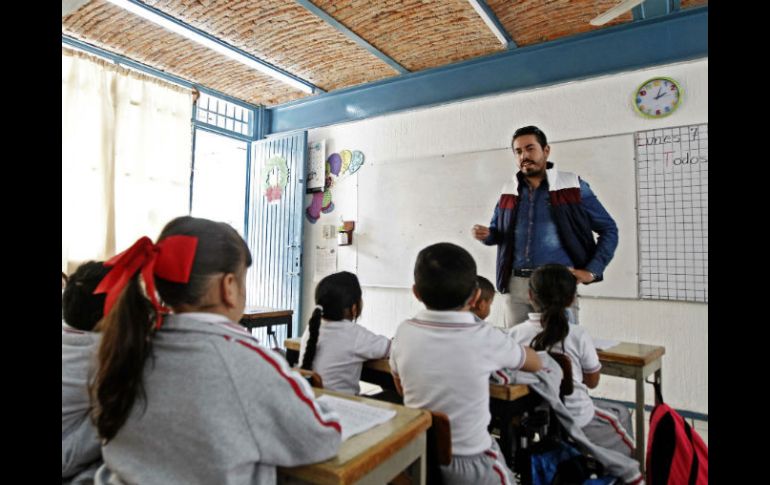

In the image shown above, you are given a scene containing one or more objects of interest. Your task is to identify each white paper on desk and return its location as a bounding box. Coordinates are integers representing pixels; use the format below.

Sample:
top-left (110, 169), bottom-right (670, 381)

top-left (316, 394), bottom-right (396, 441)
top-left (592, 337), bottom-right (620, 350)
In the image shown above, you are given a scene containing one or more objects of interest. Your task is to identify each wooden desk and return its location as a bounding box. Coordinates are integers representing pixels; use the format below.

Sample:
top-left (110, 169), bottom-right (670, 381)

top-left (241, 307), bottom-right (293, 347)
top-left (278, 389), bottom-right (431, 485)
top-left (598, 342), bottom-right (665, 471)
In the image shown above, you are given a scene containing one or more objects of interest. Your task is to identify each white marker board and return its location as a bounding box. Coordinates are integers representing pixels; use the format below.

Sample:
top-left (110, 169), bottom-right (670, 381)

top-left (356, 134), bottom-right (638, 298)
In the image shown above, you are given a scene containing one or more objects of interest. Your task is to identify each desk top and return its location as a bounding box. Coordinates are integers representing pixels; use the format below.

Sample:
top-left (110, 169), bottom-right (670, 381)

top-left (598, 342), bottom-right (665, 367)
top-left (241, 306), bottom-right (293, 320)
top-left (286, 338), bottom-right (301, 351)
top-left (278, 389), bottom-right (431, 485)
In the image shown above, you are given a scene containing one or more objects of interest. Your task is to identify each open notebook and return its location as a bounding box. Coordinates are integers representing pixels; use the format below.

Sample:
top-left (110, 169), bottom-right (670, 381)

top-left (316, 394), bottom-right (397, 441)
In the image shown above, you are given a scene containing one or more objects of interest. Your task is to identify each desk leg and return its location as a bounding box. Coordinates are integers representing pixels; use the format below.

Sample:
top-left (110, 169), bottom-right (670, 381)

top-left (635, 370), bottom-right (645, 473)
top-left (405, 451), bottom-right (426, 485)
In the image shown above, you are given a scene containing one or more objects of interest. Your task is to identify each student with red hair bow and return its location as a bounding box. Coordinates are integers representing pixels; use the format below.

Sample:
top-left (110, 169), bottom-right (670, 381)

top-left (90, 216), bottom-right (341, 484)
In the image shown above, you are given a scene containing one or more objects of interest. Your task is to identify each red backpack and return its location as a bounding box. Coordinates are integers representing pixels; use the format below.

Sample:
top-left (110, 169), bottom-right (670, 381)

top-left (646, 382), bottom-right (708, 484)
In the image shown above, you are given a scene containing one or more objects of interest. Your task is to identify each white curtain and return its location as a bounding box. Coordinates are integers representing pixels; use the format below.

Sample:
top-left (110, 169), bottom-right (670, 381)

top-left (62, 49), bottom-right (193, 273)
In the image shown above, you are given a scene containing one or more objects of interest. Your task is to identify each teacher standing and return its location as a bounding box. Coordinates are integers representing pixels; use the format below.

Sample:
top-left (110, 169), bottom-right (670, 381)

top-left (472, 126), bottom-right (618, 327)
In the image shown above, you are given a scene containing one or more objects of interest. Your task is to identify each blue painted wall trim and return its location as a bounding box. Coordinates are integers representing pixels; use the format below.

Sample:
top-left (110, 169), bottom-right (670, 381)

top-left (269, 7), bottom-right (707, 134)
top-left (293, 0), bottom-right (408, 74)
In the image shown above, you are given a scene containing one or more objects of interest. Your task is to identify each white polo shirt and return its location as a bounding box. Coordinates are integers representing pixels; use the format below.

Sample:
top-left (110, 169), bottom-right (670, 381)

top-left (390, 309), bottom-right (527, 456)
top-left (508, 313), bottom-right (602, 427)
top-left (299, 319), bottom-right (391, 395)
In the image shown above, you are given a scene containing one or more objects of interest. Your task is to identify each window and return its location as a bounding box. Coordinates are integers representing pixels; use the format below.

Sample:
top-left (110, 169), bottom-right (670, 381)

top-left (190, 129), bottom-right (248, 236)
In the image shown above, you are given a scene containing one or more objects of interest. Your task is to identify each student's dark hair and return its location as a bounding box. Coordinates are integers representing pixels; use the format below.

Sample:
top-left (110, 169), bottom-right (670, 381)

top-left (302, 271), bottom-right (362, 371)
top-left (62, 261), bottom-right (110, 331)
top-left (512, 125), bottom-right (548, 149)
top-left (414, 242), bottom-right (477, 310)
top-left (528, 264), bottom-right (577, 352)
top-left (92, 216), bottom-right (252, 442)
top-left (476, 275), bottom-right (495, 301)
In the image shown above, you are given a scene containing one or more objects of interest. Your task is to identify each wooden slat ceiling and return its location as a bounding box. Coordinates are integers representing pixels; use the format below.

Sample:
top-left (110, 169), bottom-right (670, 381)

top-left (62, 0), bottom-right (708, 108)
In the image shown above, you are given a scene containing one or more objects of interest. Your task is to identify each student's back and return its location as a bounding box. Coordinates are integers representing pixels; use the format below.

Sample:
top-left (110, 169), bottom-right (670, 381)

top-left (392, 310), bottom-right (528, 454)
top-left (507, 264), bottom-right (635, 458)
top-left (90, 216), bottom-right (341, 485)
top-left (62, 261), bottom-right (109, 484)
top-left (299, 271), bottom-right (390, 395)
top-left (389, 242), bottom-right (541, 485)
top-left (99, 313), bottom-right (338, 484)
top-left (508, 316), bottom-right (599, 426)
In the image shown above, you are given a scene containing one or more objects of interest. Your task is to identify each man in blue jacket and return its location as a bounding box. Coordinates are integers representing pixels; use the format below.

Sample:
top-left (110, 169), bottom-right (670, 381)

top-left (472, 126), bottom-right (618, 327)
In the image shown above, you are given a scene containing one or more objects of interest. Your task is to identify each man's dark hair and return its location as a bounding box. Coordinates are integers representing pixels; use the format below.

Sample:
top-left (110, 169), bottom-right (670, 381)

top-left (512, 125), bottom-right (548, 149)
top-left (414, 242), bottom-right (477, 310)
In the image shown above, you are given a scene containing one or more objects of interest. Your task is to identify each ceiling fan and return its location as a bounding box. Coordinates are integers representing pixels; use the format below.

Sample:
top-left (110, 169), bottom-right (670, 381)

top-left (590, 0), bottom-right (645, 26)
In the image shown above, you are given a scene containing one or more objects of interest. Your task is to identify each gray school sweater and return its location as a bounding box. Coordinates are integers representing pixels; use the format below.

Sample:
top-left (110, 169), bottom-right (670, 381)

top-left (498, 353), bottom-right (643, 484)
top-left (94, 312), bottom-right (342, 485)
top-left (62, 325), bottom-right (102, 483)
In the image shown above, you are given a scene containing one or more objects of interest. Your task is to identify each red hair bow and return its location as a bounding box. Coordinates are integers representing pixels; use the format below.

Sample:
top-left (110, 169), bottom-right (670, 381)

top-left (94, 235), bottom-right (198, 329)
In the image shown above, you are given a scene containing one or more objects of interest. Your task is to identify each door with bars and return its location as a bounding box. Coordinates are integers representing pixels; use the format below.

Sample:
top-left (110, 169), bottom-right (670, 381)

top-left (246, 132), bottom-right (306, 348)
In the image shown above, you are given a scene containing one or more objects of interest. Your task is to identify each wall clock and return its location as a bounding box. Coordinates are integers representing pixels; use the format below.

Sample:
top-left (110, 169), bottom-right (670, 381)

top-left (634, 77), bottom-right (682, 118)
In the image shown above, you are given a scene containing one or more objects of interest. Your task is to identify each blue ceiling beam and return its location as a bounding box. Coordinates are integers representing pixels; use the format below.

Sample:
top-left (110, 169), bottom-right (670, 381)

top-left (293, 0), bottom-right (408, 74)
top-left (634, 0), bottom-right (681, 21)
top-left (467, 0), bottom-right (517, 48)
top-left (268, 7), bottom-right (707, 134)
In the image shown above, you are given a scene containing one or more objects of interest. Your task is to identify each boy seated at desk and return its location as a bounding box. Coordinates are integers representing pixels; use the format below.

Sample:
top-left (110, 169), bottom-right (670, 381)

top-left (389, 242), bottom-right (542, 484)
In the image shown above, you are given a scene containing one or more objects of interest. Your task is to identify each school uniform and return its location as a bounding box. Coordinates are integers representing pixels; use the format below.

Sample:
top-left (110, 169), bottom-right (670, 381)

top-left (299, 318), bottom-right (391, 395)
top-left (507, 313), bottom-right (635, 457)
top-left (390, 309), bottom-right (528, 485)
top-left (62, 323), bottom-right (102, 483)
top-left (94, 312), bottom-right (342, 485)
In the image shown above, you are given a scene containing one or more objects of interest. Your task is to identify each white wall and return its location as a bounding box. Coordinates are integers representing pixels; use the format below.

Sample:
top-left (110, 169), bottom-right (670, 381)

top-left (302, 58), bottom-right (708, 414)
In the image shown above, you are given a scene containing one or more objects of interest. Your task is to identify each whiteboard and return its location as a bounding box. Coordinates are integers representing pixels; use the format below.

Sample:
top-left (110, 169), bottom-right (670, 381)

top-left (356, 135), bottom-right (638, 298)
top-left (636, 124), bottom-right (708, 303)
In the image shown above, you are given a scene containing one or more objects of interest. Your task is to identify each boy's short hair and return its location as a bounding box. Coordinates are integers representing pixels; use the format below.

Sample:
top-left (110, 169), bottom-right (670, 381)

top-left (414, 242), bottom-right (477, 310)
top-left (62, 261), bottom-right (110, 331)
top-left (476, 275), bottom-right (495, 301)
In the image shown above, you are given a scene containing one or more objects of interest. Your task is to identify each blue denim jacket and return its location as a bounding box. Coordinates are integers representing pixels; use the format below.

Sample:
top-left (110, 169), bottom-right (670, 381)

top-left (512, 178), bottom-right (617, 277)
top-left (483, 165), bottom-right (618, 292)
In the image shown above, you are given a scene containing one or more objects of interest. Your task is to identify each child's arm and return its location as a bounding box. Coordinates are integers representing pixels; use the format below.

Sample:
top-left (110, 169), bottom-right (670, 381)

top-left (583, 370), bottom-right (600, 389)
top-left (354, 326), bottom-right (392, 360)
top-left (392, 372), bottom-right (404, 396)
top-left (520, 346), bottom-right (543, 372)
top-left (222, 341), bottom-right (342, 466)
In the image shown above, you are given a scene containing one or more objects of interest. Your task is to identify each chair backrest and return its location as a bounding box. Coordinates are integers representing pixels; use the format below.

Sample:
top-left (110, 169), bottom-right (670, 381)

top-left (295, 368), bottom-right (324, 388)
top-left (547, 352), bottom-right (574, 399)
top-left (425, 410), bottom-right (451, 485)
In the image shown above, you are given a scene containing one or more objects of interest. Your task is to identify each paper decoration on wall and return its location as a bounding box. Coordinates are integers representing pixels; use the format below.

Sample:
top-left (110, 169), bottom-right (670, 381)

top-left (348, 150), bottom-right (365, 174)
top-left (327, 152), bottom-right (342, 176)
top-left (307, 140), bottom-right (326, 193)
top-left (305, 149), bottom-right (366, 223)
top-left (340, 150), bottom-right (352, 174)
top-left (263, 155), bottom-right (289, 204)
top-left (305, 161), bottom-right (335, 223)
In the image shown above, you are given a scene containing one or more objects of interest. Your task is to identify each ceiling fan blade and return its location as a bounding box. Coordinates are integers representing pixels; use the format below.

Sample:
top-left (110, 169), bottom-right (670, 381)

top-left (590, 0), bottom-right (645, 26)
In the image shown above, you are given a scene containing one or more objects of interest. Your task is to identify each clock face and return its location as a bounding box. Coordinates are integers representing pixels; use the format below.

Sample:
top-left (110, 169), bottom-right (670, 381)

top-left (634, 77), bottom-right (682, 118)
